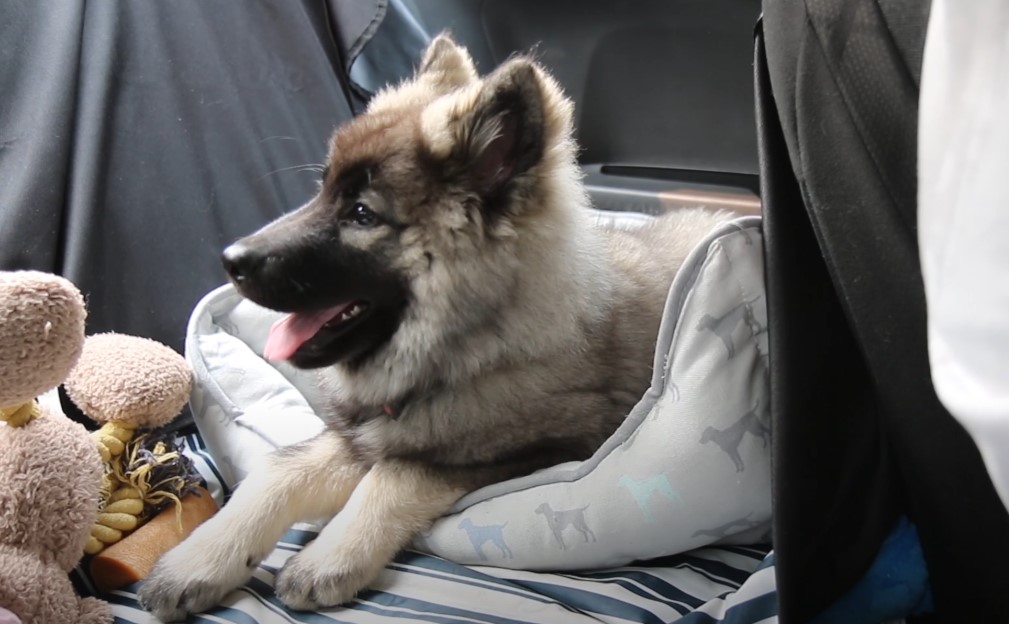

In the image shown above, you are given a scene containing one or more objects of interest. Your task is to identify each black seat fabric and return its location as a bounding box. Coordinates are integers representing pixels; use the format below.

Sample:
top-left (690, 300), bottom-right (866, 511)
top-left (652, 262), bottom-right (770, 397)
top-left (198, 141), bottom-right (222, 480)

top-left (757, 1), bottom-right (1009, 621)
top-left (0, 1), bottom-right (357, 354)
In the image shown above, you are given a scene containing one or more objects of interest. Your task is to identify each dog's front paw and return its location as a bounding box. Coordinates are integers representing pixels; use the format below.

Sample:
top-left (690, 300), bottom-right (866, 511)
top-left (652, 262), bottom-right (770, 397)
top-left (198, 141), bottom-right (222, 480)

top-left (274, 548), bottom-right (382, 611)
top-left (138, 575), bottom-right (230, 623)
top-left (138, 533), bottom-right (260, 621)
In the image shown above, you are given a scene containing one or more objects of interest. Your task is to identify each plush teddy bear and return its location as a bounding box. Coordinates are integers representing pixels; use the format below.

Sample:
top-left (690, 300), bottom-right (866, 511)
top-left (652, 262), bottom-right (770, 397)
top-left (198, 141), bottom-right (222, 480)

top-left (0, 270), bottom-right (112, 624)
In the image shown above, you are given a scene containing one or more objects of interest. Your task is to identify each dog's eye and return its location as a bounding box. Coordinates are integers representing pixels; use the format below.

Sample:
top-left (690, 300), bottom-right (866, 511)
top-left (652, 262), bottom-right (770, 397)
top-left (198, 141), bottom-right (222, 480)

top-left (346, 202), bottom-right (379, 228)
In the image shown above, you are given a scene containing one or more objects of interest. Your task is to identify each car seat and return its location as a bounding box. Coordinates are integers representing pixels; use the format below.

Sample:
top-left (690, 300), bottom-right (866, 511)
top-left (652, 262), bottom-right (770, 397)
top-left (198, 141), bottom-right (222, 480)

top-left (755, 0), bottom-right (1009, 621)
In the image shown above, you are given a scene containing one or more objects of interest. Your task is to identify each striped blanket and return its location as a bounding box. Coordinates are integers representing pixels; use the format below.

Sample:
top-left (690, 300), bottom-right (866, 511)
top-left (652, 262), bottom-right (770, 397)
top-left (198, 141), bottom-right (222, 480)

top-left (77, 433), bottom-right (779, 624)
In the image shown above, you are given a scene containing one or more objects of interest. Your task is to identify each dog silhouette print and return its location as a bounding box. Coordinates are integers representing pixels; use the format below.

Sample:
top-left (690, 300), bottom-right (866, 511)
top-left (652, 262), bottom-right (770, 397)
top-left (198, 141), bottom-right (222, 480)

top-left (743, 302), bottom-right (767, 338)
top-left (696, 297), bottom-right (762, 359)
top-left (456, 518), bottom-right (513, 561)
top-left (617, 474), bottom-right (683, 523)
top-left (533, 503), bottom-right (596, 549)
top-left (700, 400), bottom-right (771, 472)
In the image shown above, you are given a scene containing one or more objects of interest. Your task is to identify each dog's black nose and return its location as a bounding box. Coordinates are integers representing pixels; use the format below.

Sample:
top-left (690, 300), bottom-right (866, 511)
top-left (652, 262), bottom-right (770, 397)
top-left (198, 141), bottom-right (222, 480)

top-left (222, 242), bottom-right (262, 283)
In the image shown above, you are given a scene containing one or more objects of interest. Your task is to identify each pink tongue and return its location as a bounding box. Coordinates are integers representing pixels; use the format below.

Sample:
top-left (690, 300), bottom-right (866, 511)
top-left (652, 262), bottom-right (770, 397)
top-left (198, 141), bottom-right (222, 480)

top-left (263, 302), bottom-right (354, 362)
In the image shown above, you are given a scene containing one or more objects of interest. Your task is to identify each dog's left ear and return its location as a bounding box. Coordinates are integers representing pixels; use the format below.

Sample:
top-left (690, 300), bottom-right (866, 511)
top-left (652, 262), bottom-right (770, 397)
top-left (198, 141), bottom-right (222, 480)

top-left (423, 58), bottom-right (546, 199)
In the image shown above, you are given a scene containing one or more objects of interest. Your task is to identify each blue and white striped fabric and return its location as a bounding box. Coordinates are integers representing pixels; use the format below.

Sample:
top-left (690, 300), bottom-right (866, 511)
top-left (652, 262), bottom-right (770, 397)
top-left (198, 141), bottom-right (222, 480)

top-left (80, 433), bottom-right (778, 624)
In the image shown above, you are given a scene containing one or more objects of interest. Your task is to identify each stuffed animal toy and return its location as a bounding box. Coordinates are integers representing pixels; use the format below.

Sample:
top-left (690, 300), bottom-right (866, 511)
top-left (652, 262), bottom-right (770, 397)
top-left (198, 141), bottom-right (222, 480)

top-left (64, 332), bottom-right (196, 555)
top-left (64, 332), bottom-right (216, 593)
top-left (0, 270), bottom-right (112, 624)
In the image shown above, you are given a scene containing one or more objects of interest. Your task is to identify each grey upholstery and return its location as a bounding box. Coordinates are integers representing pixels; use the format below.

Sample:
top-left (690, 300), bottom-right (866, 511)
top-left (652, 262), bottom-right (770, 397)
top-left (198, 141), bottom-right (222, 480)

top-left (0, 1), bottom-right (355, 354)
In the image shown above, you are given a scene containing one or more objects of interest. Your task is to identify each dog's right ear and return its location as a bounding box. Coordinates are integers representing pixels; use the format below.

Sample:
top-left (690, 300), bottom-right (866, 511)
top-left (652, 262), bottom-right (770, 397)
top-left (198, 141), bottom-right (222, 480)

top-left (421, 58), bottom-right (547, 203)
top-left (416, 33), bottom-right (478, 92)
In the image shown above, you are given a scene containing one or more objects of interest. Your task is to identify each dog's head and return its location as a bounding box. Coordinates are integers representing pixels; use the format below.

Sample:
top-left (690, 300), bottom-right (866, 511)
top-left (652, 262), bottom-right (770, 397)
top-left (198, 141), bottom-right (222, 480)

top-left (223, 35), bottom-right (581, 375)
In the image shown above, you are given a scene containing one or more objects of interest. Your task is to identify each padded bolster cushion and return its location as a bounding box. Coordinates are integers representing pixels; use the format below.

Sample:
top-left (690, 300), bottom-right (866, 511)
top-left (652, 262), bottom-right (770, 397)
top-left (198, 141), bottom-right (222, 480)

top-left (186, 213), bottom-right (771, 570)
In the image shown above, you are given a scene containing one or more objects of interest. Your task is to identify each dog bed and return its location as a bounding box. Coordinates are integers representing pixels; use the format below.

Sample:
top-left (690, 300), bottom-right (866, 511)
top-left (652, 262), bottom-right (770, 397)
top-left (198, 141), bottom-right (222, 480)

top-left (185, 212), bottom-right (771, 571)
top-left (78, 431), bottom-right (779, 623)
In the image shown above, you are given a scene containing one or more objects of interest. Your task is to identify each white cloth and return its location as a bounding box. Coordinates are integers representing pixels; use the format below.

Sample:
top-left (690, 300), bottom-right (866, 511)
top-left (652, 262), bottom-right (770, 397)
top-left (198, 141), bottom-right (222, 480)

top-left (918, 0), bottom-right (1009, 512)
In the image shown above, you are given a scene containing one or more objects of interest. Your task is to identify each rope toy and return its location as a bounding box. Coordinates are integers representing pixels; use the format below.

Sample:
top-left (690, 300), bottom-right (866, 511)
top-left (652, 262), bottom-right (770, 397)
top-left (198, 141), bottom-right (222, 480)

top-left (85, 431), bottom-right (202, 554)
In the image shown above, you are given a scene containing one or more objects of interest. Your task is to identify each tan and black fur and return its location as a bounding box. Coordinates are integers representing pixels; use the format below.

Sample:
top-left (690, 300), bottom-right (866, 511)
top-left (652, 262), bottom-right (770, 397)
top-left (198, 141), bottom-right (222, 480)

top-left (139, 36), bottom-right (728, 620)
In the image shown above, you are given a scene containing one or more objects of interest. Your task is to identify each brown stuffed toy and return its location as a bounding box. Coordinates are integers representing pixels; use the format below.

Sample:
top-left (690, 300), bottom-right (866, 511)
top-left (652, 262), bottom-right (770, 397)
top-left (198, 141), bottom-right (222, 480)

top-left (0, 271), bottom-right (112, 624)
top-left (65, 332), bottom-right (196, 555)
top-left (64, 332), bottom-right (218, 593)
